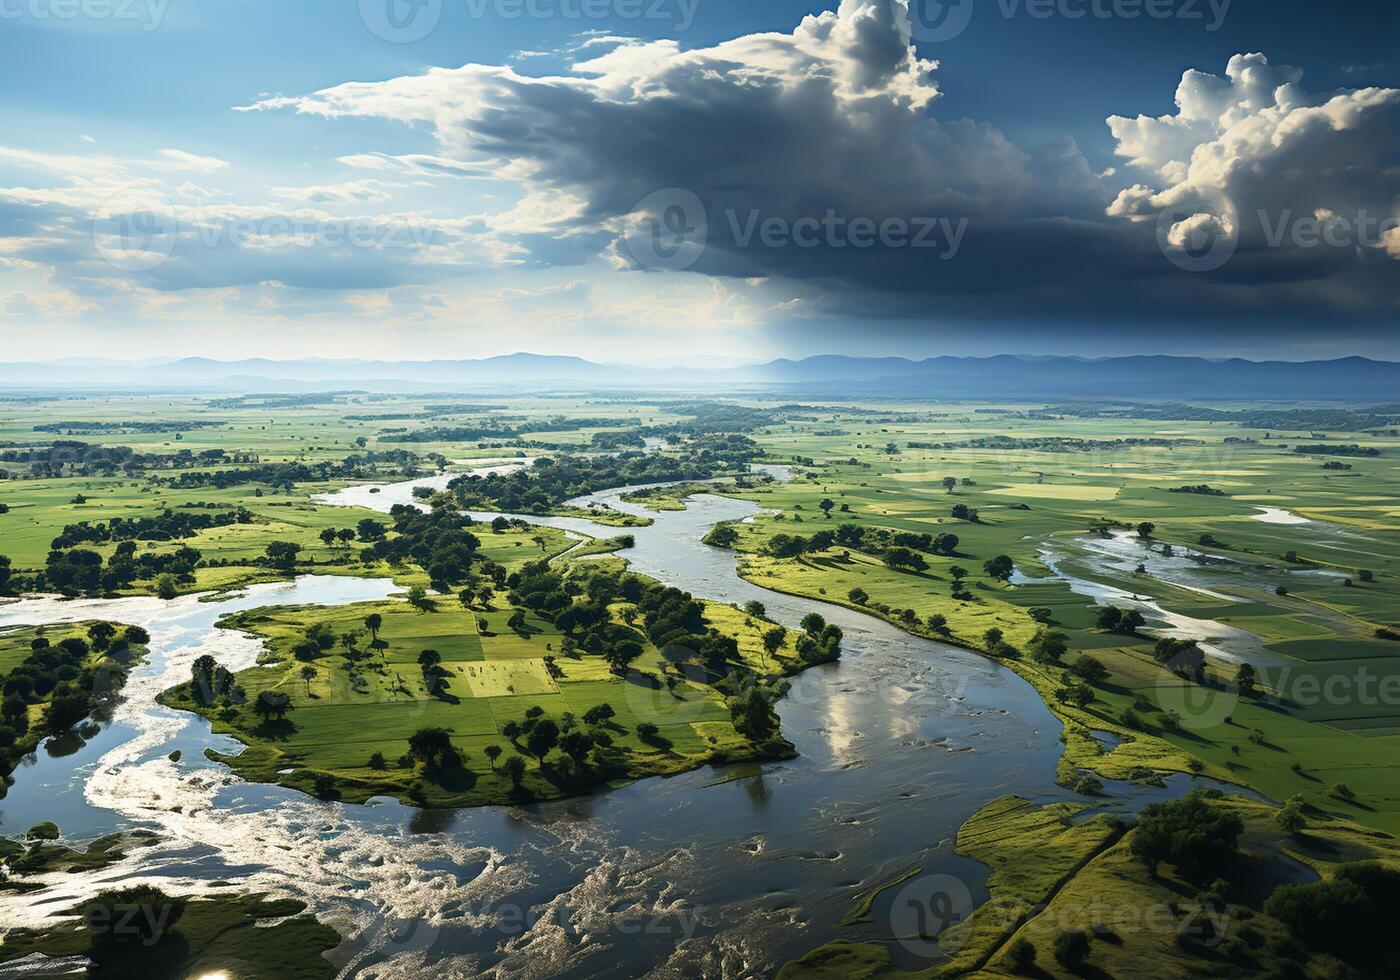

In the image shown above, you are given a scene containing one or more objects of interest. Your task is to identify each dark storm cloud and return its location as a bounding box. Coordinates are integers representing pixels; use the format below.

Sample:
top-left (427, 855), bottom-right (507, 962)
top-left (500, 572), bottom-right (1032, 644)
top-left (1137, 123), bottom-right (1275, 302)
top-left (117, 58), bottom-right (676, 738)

top-left (208, 2), bottom-right (1400, 330)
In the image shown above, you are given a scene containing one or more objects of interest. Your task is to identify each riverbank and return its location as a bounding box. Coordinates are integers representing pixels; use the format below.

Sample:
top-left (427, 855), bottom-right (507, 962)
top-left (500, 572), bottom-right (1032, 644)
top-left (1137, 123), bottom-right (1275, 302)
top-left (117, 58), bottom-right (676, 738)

top-left (154, 577), bottom-right (814, 809)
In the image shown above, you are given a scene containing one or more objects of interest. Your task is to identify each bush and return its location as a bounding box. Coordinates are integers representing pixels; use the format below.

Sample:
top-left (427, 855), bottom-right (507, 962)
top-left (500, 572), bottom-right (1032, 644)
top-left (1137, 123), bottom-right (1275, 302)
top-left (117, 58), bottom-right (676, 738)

top-left (1131, 789), bottom-right (1243, 880)
top-left (1264, 862), bottom-right (1400, 972)
top-left (81, 885), bottom-right (185, 947)
top-left (1053, 928), bottom-right (1091, 967)
top-left (1007, 938), bottom-right (1036, 972)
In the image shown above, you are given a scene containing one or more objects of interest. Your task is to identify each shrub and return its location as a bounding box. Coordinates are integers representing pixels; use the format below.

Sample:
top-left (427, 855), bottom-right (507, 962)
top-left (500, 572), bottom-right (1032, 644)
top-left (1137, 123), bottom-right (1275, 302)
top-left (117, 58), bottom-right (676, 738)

top-left (1053, 928), bottom-right (1091, 967)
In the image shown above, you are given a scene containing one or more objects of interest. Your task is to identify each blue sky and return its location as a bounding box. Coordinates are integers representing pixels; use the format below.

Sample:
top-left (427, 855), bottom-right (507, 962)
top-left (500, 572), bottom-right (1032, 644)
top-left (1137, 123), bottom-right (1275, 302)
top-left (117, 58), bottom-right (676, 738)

top-left (1, 0), bottom-right (1397, 363)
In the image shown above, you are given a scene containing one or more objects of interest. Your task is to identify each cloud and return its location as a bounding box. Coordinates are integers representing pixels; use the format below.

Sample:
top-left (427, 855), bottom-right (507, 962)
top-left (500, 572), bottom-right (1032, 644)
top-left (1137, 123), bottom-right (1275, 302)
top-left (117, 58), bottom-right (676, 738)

top-left (153, 149), bottom-right (232, 173)
top-left (271, 180), bottom-right (396, 205)
top-left (1107, 52), bottom-right (1400, 297)
top-left (241, 4), bottom-right (1400, 327)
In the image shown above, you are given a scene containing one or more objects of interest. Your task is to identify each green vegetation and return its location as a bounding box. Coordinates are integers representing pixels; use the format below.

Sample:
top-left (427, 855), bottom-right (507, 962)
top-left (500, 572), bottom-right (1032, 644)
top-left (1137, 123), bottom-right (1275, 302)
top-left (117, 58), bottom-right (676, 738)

top-left (5, 392), bottom-right (1400, 975)
top-left (158, 559), bottom-right (817, 807)
top-left (1, 622), bottom-right (149, 789)
top-left (0, 889), bottom-right (340, 979)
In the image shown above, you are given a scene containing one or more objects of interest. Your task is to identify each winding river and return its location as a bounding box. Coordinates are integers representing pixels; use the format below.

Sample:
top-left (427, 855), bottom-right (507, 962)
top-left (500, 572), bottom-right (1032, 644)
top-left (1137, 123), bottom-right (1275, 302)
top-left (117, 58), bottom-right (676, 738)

top-left (0, 468), bottom-right (1246, 977)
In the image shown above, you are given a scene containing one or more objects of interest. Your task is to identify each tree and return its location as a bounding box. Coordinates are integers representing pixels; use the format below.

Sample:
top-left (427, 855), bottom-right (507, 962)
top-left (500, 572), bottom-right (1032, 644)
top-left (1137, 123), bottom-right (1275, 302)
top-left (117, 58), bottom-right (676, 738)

top-left (484, 744), bottom-right (502, 770)
top-left (744, 600), bottom-right (766, 618)
top-left (926, 613), bottom-right (948, 633)
top-left (1068, 655), bottom-right (1109, 684)
top-left (82, 886), bottom-right (185, 947)
top-left (363, 613), bottom-right (383, 644)
top-left (357, 518), bottom-right (387, 542)
top-left (123, 626), bottom-right (150, 646)
top-left (584, 703), bottom-right (616, 728)
top-left (503, 720), bottom-right (522, 743)
top-left (1007, 938), bottom-right (1037, 972)
top-left (1029, 629), bottom-right (1068, 664)
top-left (264, 540), bottom-right (302, 570)
top-left (847, 587), bottom-right (868, 605)
top-left (559, 729), bottom-right (594, 765)
top-left (503, 754), bottom-right (527, 790)
top-left (818, 497), bottom-right (835, 518)
top-left (1131, 789), bottom-right (1243, 879)
top-left (731, 686), bottom-right (776, 740)
top-left (336, 528), bottom-right (356, 548)
top-left (87, 622), bottom-right (116, 650)
top-left (636, 721), bottom-right (660, 742)
top-left (407, 727), bottom-right (456, 768)
top-left (253, 690), bottom-right (292, 722)
top-left (300, 665), bottom-right (316, 695)
top-left (1265, 862), bottom-right (1400, 974)
top-left (883, 548), bottom-right (927, 572)
top-left (407, 585), bottom-right (433, 611)
top-left (942, 476), bottom-right (957, 493)
top-left (417, 649), bottom-right (442, 670)
top-left (1053, 929), bottom-right (1091, 968)
top-left (1137, 521), bottom-right (1155, 539)
top-left (458, 587), bottom-right (475, 609)
top-left (604, 640), bottom-right (643, 676)
top-left (762, 626), bottom-right (786, 665)
top-left (526, 719), bottom-right (560, 761)
top-left (1236, 662), bottom-right (1257, 696)
top-left (1277, 798), bottom-right (1306, 836)
top-left (319, 528), bottom-right (337, 548)
top-left (983, 627), bottom-right (1004, 648)
top-left (800, 613), bottom-right (826, 636)
top-left (1096, 606), bottom-right (1145, 635)
top-left (983, 555), bottom-right (1014, 580)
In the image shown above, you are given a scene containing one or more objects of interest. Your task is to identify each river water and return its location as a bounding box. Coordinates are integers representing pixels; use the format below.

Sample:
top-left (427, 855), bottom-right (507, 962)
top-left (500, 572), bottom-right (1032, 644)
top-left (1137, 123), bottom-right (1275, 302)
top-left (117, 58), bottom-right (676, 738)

top-left (0, 468), bottom-right (1251, 978)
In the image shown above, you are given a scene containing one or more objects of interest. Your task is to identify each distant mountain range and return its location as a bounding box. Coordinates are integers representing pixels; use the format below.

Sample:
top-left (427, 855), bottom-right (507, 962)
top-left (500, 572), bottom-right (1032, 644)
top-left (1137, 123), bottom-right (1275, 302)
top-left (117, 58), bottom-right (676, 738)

top-left (3, 353), bottom-right (1398, 400)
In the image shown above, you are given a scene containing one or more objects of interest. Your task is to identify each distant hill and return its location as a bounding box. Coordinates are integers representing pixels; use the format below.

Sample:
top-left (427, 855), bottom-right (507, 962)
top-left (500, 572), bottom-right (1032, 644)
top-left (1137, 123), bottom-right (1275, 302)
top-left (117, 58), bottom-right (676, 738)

top-left (1, 352), bottom-right (1397, 400)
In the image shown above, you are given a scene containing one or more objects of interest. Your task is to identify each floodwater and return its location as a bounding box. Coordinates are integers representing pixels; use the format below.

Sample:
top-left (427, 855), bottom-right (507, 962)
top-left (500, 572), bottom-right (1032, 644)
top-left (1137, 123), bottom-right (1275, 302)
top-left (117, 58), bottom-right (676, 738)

top-left (0, 467), bottom-right (1258, 977)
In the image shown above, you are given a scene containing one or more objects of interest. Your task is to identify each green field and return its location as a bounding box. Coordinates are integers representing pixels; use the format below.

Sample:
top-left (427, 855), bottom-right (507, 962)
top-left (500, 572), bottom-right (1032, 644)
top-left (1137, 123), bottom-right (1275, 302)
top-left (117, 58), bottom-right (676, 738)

top-left (158, 586), bottom-right (804, 807)
top-left (3, 392), bottom-right (1400, 976)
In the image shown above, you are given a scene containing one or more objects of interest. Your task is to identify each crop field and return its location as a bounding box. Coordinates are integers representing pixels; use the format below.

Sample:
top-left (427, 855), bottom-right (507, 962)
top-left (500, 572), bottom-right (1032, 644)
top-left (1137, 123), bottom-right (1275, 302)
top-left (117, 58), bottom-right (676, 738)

top-left (3, 391), bottom-right (1399, 977)
top-left (161, 590), bottom-right (802, 807)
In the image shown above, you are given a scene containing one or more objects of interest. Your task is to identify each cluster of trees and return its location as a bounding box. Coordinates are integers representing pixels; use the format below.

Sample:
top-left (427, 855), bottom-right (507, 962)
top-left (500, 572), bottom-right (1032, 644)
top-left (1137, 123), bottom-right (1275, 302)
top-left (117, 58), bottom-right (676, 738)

top-left (1131, 789), bottom-right (1244, 879)
top-left (0, 441), bottom-right (188, 479)
top-left (50, 508), bottom-right (253, 548)
top-left (1167, 485), bottom-right (1227, 496)
top-left (1293, 444), bottom-right (1381, 457)
top-left (765, 523), bottom-right (960, 569)
top-left (152, 451), bottom-right (421, 491)
top-left (359, 504), bottom-right (483, 592)
top-left (381, 416), bottom-right (623, 443)
top-left (792, 612), bottom-right (843, 666)
top-left (189, 653), bottom-right (242, 707)
top-left (1096, 606), bottom-right (1146, 635)
top-left (33, 419), bottom-right (226, 434)
top-left (35, 542), bottom-right (201, 597)
top-left (1265, 862), bottom-right (1400, 973)
top-left (916, 434), bottom-right (1197, 452)
top-left (1, 623), bottom-right (149, 778)
top-left (448, 441), bottom-right (757, 514)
